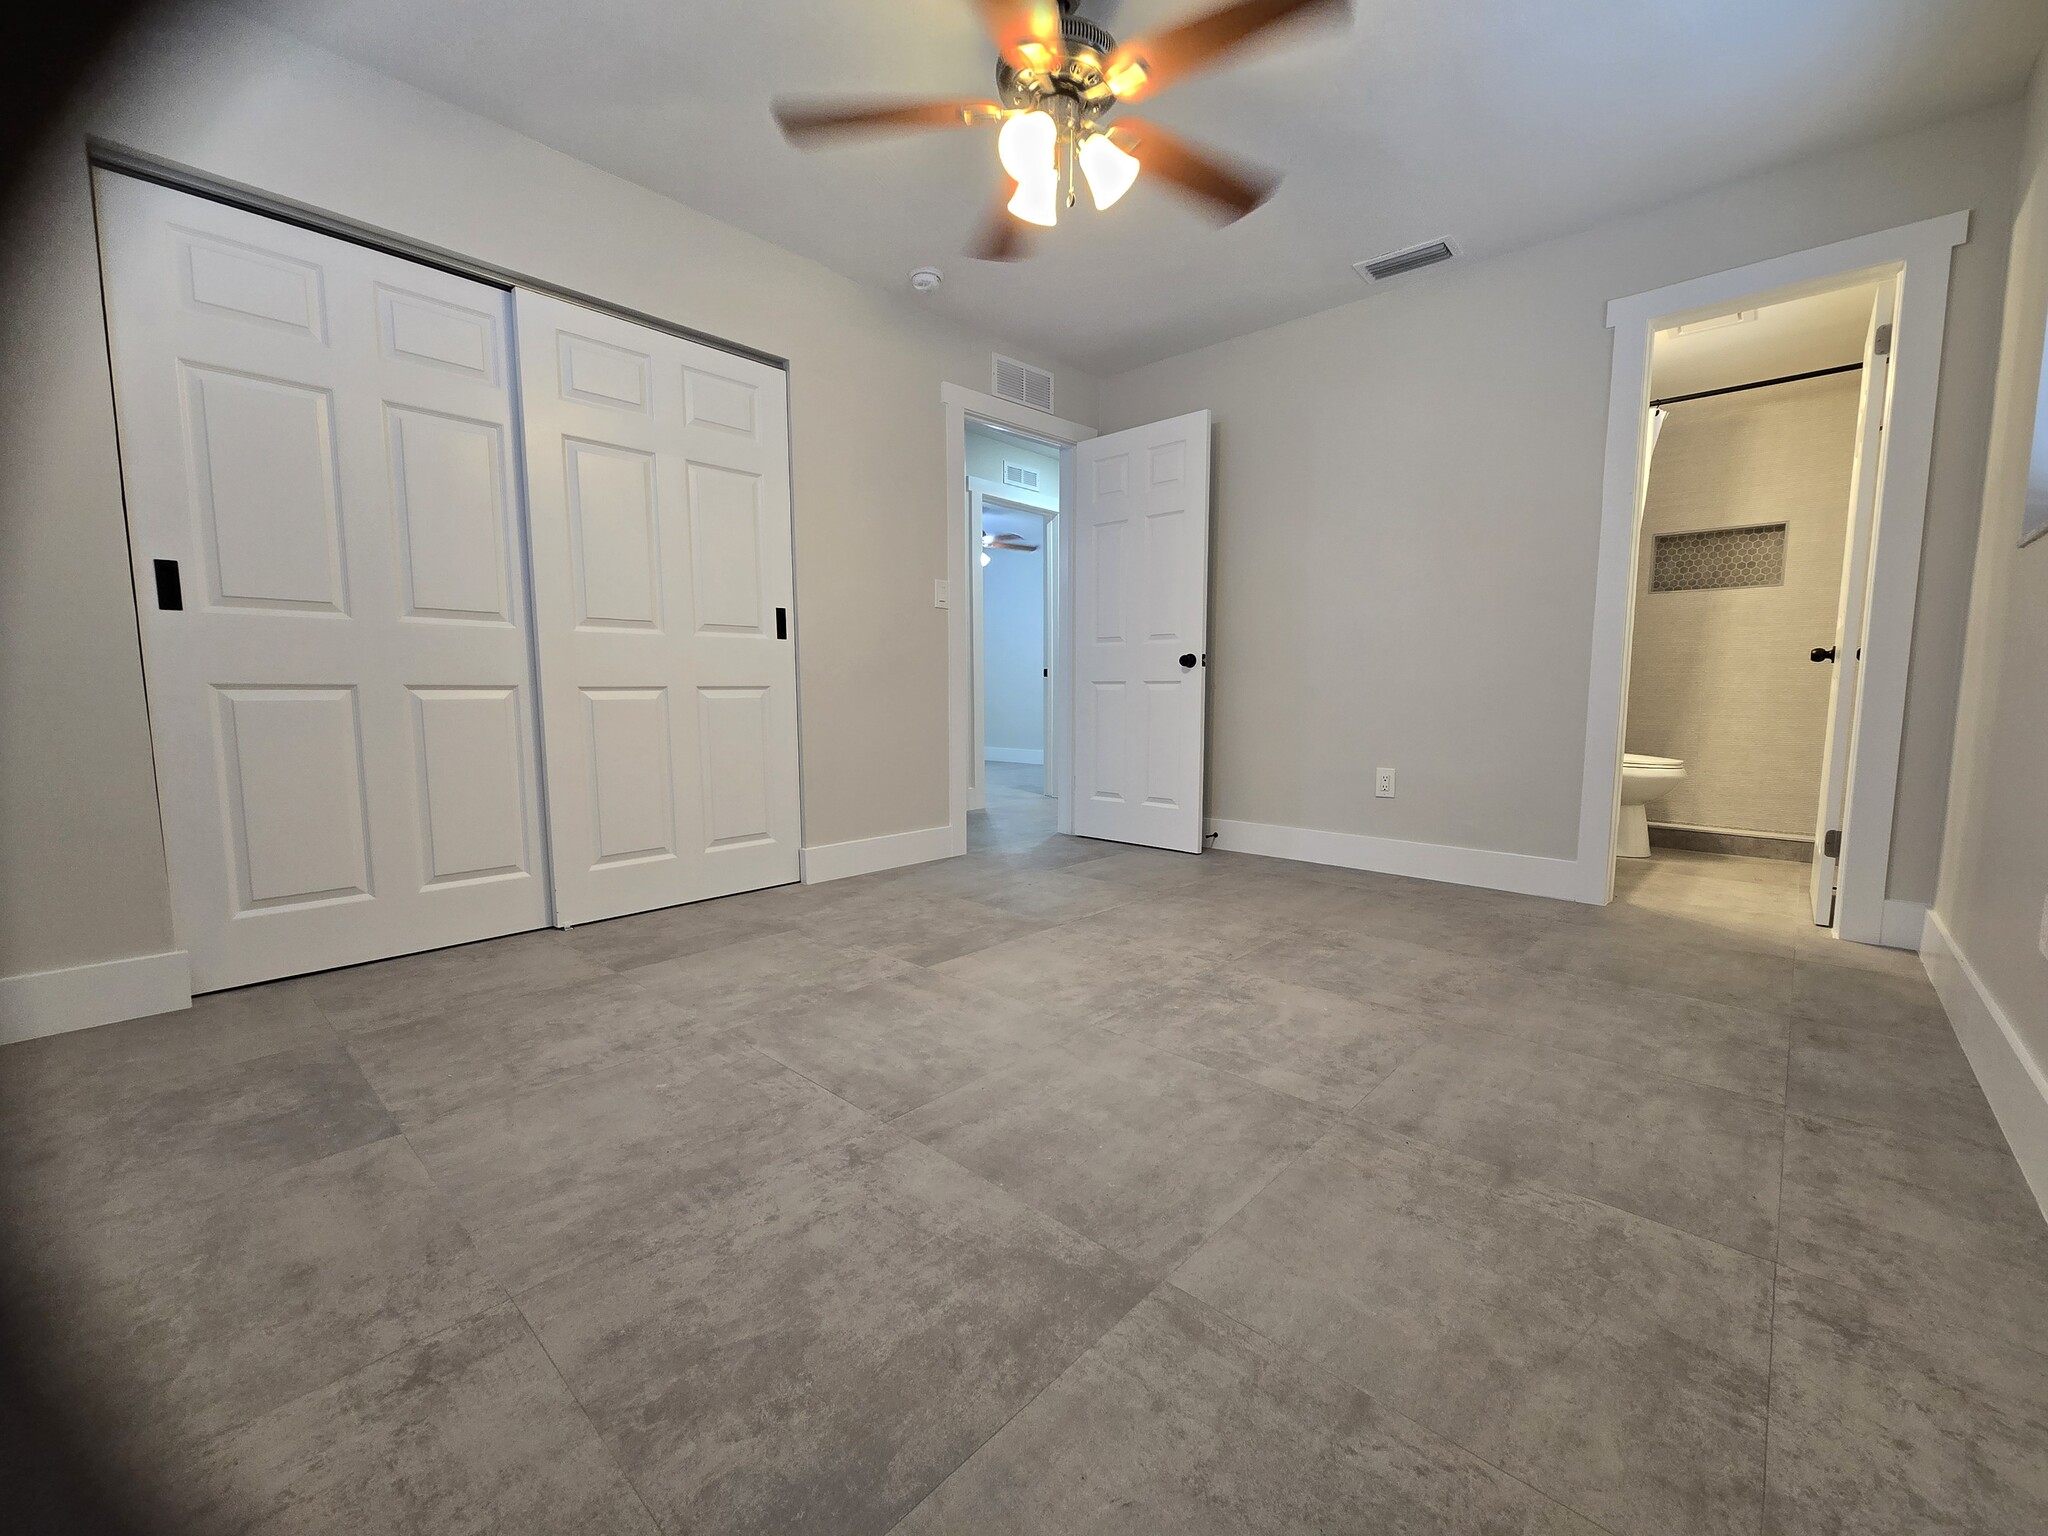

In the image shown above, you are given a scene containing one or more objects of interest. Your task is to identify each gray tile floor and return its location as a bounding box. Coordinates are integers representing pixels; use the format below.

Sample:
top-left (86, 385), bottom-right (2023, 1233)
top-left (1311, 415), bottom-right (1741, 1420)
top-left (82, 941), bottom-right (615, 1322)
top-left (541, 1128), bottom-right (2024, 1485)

top-left (6, 759), bottom-right (2046, 1534)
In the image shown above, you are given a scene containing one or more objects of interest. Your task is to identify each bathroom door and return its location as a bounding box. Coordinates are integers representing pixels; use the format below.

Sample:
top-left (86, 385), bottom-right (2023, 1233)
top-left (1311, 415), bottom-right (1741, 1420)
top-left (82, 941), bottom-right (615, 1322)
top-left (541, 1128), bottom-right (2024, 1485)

top-left (1069, 411), bottom-right (1212, 853)
top-left (1810, 282), bottom-right (1896, 928)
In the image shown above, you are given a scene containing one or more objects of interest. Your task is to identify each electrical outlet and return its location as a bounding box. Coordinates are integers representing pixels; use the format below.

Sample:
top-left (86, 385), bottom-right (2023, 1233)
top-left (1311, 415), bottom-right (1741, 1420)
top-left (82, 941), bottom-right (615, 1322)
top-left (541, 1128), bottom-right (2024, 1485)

top-left (933, 579), bottom-right (949, 609)
top-left (1374, 767), bottom-right (1396, 799)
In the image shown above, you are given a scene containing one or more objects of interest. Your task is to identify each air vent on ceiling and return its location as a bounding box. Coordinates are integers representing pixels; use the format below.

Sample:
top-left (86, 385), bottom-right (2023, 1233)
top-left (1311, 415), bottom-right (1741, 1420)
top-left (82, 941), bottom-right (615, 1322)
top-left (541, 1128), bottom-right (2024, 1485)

top-left (993, 353), bottom-right (1055, 413)
top-left (1353, 238), bottom-right (1457, 283)
top-left (1004, 461), bottom-right (1042, 492)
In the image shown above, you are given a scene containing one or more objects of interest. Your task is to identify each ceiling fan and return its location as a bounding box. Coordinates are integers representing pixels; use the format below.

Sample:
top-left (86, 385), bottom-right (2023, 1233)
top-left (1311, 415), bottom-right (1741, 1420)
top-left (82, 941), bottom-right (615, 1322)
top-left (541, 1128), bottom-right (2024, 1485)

top-left (773, 0), bottom-right (1350, 260)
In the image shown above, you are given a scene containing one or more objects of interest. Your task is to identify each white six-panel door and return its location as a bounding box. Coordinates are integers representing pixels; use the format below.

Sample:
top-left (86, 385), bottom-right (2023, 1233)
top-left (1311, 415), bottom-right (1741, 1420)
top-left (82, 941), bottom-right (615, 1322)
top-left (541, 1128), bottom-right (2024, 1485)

top-left (1071, 411), bottom-right (1212, 852)
top-left (514, 292), bottom-right (801, 924)
top-left (96, 173), bottom-right (550, 991)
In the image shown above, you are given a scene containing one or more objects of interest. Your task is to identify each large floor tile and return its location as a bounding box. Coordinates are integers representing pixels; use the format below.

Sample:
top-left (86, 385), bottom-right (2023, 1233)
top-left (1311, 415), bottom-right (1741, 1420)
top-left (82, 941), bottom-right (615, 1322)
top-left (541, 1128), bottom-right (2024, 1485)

top-left (343, 972), bottom-right (701, 1128)
top-left (1765, 1269), bottom-right (2048, 1536)
top-left (160, 1306), bottom-right (655, 1535)
top-left (1786, 1019), bottom-right (2006, 1149)
top-left (795, 886), bottom-right (1046, 966)
top-left (623, 931), bottom-right (919, 1026)
top-left (741, 968), bottom-right (1085, 1118)
top-left (1399, 954), bottom-right (1793, 1102)
top-left (304, 930), bottom-right (609, 1037)
top-left (6, 1035), bottom-right (396, 1226)
top-left (406, 1039), bottom-right (876, 1296)
top-left (1790, 956), bottom-right (1952, 1039)
top-left (518, 1126), bottom-right (1147, 1536)
top-left (1777, 1114), bottom-right (2048, 1353)
top-left (1092, 965), bottom-right (1426, 1107)
top-left (15, 1136), bottom-right (503, 1449)
top-left (1355, 1024), bottom-right (1784, 1255)
top-left (560, 896), bottom-right (800, 972)
top-left (930, 924), bottom-right (1203, 1017)
top-left (1175, 1124), bottom-right (1774, 1536)
top-left (898, 1284), bottom-right (1601, 1535)
top-left (895, 1029), bottom-right (1335, 1273)
top-left (1524, 904), bottom-right (1796, 1012)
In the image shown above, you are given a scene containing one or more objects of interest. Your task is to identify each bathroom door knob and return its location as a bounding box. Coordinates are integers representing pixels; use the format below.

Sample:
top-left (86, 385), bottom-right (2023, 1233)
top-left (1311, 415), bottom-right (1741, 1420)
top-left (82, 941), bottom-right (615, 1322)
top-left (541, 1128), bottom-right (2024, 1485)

top-left (1809, 647), bottom-right (1837, 663)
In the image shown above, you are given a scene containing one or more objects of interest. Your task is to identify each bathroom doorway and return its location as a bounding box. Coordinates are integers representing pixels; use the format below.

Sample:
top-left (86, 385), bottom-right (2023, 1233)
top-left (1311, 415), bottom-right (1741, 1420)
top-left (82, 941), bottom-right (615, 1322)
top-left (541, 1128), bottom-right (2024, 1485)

top-left (1584, 213), bottom-right (1974, 947)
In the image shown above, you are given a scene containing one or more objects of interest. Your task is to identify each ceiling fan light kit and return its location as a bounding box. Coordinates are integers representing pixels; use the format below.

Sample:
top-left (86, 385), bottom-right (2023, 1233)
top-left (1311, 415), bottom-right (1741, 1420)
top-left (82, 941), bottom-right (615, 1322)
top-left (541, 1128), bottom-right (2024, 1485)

top-left (773, 0), bottom-right (1350, 260)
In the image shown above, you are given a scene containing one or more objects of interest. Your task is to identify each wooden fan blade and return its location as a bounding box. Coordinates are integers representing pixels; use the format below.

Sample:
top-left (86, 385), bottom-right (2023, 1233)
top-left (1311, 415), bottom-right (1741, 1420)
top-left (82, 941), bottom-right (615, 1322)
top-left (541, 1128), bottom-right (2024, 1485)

top-left (1112, 119), bottom-right (1279, 222)
top-left (968, 190), bottom-right (1035, 262)
top-left (973, 0), bottom-right (1068, 73)
top-left (774, 98), bottom-right (1001, 143)
top-left (1105, 0), bottom-right (1349, 101)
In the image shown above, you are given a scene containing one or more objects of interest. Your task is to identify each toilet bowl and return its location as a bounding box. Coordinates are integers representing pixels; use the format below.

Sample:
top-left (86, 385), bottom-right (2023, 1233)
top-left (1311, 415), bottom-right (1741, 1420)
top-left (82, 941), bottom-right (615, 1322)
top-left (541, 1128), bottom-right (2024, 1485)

top-left (1618, 753), bottom-right (1687, 859)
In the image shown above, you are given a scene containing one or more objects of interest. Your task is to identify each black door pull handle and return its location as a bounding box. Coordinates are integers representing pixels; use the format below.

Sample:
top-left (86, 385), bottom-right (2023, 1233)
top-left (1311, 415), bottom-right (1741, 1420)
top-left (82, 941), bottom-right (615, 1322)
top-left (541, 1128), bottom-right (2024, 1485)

top-left (1810, 646), bottom-right (1836, 663)
top-left (1178, 653), bottom-right (1197, 669)
top-left (775, 607), bottom-right (787, 640)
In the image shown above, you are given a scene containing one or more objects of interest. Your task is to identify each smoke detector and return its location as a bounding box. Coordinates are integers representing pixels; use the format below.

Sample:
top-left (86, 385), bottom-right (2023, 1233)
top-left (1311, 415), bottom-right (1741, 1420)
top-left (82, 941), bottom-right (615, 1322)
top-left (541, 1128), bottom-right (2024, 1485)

top-left (910, 267), bottom-right (943, 293)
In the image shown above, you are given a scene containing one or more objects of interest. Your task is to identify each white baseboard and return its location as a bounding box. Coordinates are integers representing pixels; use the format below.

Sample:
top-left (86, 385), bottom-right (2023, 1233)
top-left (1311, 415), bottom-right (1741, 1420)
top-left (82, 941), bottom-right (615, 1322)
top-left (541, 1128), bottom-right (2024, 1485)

top-left (0, 950), bottom-right (192, 1046)
top-left (1206, 818), bottom-right (1585, 902)
top-left (985, 747), bottom-right (1045, 766)
top-left (1923, 910), bottom-right (2048, 1220)
top-left (801, 824), bottom-right (955, 885)
top-left (1879, 899), bottom-right (1930, 951)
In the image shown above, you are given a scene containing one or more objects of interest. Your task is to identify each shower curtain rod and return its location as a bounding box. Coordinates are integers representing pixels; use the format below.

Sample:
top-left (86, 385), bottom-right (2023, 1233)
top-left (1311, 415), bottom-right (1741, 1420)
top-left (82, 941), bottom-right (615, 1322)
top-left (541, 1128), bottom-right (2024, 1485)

top-left (1650, 361), bottom-right (1863, 409)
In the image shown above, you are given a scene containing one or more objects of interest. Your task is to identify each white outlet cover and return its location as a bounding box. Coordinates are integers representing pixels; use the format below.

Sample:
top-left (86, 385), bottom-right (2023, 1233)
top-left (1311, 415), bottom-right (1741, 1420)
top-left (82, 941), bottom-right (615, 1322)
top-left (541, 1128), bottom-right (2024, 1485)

top-left (1374, 767), bottom-right (1396, 799)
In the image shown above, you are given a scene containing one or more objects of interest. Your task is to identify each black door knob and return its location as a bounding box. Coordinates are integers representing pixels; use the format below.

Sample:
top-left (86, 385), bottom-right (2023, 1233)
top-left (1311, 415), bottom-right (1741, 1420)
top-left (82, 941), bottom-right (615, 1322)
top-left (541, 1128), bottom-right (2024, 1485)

top-left (1178, 653), bottom-right (1198, 669)
top-left (1810, 647), bottom-right (1837, 663)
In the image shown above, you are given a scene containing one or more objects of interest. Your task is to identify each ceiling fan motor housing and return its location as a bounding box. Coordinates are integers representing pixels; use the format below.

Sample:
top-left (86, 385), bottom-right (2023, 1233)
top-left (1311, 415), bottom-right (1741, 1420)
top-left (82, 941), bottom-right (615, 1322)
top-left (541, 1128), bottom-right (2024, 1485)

top-left (997, 13), bottom-right (1120, 117)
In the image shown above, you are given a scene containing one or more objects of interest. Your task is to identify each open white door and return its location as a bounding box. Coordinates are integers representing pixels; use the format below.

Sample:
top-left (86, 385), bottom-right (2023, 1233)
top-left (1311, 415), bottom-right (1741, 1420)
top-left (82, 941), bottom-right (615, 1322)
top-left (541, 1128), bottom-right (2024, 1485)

top-left (514, 291), bottom-right (800, 925)
top-left (97, 173), bottom-right (550, 992)
top-left (1070, 411), bottom-right (1212, 852)
top-left (1811, 282), bottom-right (1896, 927)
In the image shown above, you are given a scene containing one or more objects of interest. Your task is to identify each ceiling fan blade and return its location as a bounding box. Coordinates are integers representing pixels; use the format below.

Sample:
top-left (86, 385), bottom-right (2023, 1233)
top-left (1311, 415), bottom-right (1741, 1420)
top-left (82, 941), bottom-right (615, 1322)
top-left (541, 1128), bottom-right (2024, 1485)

top-left (774, 97), bottom-right (1002, 144)
top-left (1112, 119), bottom-right (1279, 222)
top-left (1105, 0), bottom-right (1349, 101)
top-left (973, 0), bottom-right (1068, 73)
top-left (968, 190), bottom-right (1035, 262)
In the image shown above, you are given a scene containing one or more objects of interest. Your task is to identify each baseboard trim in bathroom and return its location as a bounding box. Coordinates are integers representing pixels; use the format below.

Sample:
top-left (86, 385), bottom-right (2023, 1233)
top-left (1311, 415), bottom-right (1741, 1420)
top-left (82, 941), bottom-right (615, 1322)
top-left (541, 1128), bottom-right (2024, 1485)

top-left (1648, 824), bottom-right (1814, 862)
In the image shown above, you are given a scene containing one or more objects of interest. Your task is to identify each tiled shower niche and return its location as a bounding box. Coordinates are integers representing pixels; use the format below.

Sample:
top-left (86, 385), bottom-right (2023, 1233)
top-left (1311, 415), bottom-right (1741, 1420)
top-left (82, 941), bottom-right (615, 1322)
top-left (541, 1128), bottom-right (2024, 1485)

top-left (1650, 522), bottom-right (1788, 592)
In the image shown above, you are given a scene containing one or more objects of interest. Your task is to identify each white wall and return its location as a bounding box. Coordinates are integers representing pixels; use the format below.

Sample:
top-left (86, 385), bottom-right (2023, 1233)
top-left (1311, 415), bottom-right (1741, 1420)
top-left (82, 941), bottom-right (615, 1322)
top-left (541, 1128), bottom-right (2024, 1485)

top-left (0, 6), bottom-right (1096, 988)
top-left (1627, 376), bottom-right (1860, 837)
top-left (1935, 51), bottom-right (2048, 1106)
top-left (1099, 104), bottom-right (2021, 895)
top-left (980, 515), bottom-right (1047, 760)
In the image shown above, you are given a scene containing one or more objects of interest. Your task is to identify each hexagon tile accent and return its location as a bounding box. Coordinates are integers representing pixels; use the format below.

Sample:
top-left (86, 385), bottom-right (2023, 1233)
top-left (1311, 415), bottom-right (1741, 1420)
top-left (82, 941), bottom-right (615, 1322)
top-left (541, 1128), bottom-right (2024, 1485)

top-left (1651, 523), bottom-right (1787, 592)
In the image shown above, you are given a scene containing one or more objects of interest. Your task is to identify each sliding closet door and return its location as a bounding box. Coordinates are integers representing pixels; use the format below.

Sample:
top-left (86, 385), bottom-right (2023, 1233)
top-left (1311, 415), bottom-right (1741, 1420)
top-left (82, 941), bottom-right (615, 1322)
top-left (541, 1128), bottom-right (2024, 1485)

top-left (96, 173), bottom-right (549, 991)
top-left (514, 292), bottom-right (800, 925)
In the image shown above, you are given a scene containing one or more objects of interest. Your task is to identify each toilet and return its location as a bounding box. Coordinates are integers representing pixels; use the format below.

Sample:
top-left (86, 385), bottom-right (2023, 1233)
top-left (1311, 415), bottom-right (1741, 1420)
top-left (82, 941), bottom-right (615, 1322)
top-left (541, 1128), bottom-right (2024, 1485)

top-left (1618, 753), bottom-right (1687, 858)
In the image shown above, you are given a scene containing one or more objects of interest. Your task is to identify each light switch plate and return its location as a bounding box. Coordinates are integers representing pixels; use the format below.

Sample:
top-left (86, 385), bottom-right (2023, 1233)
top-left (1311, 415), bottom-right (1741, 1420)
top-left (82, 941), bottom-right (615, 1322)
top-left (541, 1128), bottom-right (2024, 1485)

top-left (933, 579), bottom-right (949, 609)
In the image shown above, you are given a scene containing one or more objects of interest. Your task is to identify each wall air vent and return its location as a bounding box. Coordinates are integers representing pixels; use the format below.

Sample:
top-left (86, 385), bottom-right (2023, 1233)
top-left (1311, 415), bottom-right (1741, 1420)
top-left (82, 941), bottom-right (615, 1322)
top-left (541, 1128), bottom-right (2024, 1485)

top-left (1353, 238), bottom-right (1457, 283)
top-left (993, 353), bottom-right (1055, 413)
top-left (1003, 461), bottom-right (1042, 492)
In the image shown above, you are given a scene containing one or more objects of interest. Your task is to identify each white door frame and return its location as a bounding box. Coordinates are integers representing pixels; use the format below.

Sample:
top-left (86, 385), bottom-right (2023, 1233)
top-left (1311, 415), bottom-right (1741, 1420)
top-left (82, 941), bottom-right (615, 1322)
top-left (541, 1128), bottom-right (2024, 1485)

top-left (1578, 211), bottom-right (1968, 942)
top-left (942, 383), bottom-right (1095, 856)
top-left (970, 486), bottom-right (1056, 797)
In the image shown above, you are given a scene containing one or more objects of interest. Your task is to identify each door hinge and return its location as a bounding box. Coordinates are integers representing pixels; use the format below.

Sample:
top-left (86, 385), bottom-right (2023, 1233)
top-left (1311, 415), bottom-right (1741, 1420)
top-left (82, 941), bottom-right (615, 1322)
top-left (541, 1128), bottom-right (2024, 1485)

top-left (1874, 323), bottom-right (1892, 358)
top-left (1823, 829), bottom-right (1841, 860)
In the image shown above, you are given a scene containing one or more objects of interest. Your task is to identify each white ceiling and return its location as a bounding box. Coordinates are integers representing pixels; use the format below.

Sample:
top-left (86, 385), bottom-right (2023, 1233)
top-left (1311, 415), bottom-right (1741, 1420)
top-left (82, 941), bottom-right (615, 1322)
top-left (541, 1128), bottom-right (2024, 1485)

top-left (249, 0), bottom-right (2048, 374)
top-left (1651, 283), bottom-right (1880, 401)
